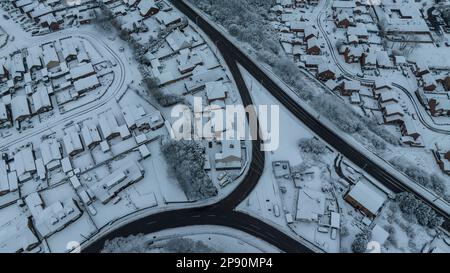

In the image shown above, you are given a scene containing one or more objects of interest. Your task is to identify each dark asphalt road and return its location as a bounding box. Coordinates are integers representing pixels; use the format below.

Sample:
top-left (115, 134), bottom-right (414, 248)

top-left (83, 2), bottom-right (312, 253)
top-left (84, 0), bottom-right (450, 252)
top-left (170, 1), bottom-right (450, 226)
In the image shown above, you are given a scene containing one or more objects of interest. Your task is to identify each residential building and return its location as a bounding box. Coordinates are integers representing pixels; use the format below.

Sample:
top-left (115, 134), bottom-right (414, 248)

top-left (344, 180), bottom-right (387, 219)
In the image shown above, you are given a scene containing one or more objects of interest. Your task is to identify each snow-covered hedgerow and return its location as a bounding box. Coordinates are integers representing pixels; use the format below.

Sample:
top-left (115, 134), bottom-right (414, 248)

top-left (389, 158), bottom-right (447, 197)
top-left (161, 140), bottom-right (218, 200)
top-left (395, 192), bottom-right (444, 229)
top-left (102, 234), bottom-right (216, 253)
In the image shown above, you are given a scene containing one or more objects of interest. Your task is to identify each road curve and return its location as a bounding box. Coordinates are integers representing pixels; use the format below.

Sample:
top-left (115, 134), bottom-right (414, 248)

top-left (170, 1), bottom-right (450, 225)
top-left (82, 3), bottom-right (313, 253)
top-left (84, 0), bottom-right (450, 252)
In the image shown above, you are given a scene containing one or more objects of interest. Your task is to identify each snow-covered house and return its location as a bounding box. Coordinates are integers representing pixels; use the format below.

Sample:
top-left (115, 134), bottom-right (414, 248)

top-left (428, 98), bottom-right (450, 117)
top-left (361, 52), bottom-right (377, 70)
top-left (340, 80), bottom-right (361, 96)
top-left (42, 43), bottom-right (60, 69)
top-left (335, 11), bottom-right (352, 28)
top-left (0, 215), bottom-right (39, 253)
top-left (422, 74), bottom-right (437, 92)
top-left (11, 95), bottom-right (31, 122)
top-left (81, 121), bottom-right (102, 149)
top-left (414, 61), bottom-right (430, 77)
top-left (32, 85), bottom-right (52, 113)
top-left (89, 161), bottom-right (144, 204)
top-left (25, 192), bottom-right (81, 238)
top-left (400, 118), bottom-right (421, 142)
top-left (306, 37), bottom-right (321, 55)
top-left (73, 75), bottom-right (100, 95)
top-left (40, 138), bottom-right (62, 170)
top-left (13, 146), bottom-right (36, 182)
top-left (344, 180), bottom-right (387, 219)
top-left (205, 81), bottom-right (227, 103)
top-left (215, 140), bottom-right (242, 170)
top-left (69, 63), bottom-right (95, 81)
top-left (63, 127), bottom-right (84, 156)
top-left (382, 103), bottom-right (404, 124)
top-left (184, 69), bottom-right (224, 93)
top-left (378, 90), bottom-right (398, 108)
top-left (316, 63), bottom-right (335, 80)
top-left (342, 46), bottom-right (364, 63)
top-left (98, 112), bottom-right (120, 140)
top-left (376, 51), bottom-right (393, 69)
top-left (138, 0), bottom-right (159, 17)
top-left (26, 46), bottom-right (43, 71)
top-left (165, 29), bottom-right (194, 52)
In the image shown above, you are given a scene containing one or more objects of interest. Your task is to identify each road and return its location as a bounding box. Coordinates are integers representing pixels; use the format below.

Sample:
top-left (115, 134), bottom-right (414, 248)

top-left (83, 33), bottom-right (313, 254)
top-left (169, 1), bottom-right (450, 225)
top-left (84, 0), bottom-right (450, 252)
top-left (82, 5), bottom-right (313, 253)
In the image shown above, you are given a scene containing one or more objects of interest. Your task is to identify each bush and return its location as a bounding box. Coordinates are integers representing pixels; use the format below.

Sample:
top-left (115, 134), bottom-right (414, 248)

top-left (390, 159), bottom-right (446, 196)
top-left (351, 230), bottom-right (371, 253)
top-left (165, 238), bottom-right (216, 253)
top-left (102, 234), bottom-right (148, 253)
top-left (142, 75), bottom-right (184, 107)
top-left (298, 137), bottom-right (327, 155)
top-left (161, 140), bottom-right (217, 200)
top-left (102, 235), bottom-right (218, 253)
top-left (395, 192), bottom-right (444, 229)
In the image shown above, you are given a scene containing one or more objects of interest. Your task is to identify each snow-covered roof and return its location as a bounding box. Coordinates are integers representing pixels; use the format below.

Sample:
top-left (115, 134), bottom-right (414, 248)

top-left (122, 104), bottom-right (146, 129)
top-left (25, 192), bottom-right (81, 238)
top-left (0, 215), bottom-right (39, 253)
top-left (42, 43), bottom-right (59, 68)
top-left (89, 161), bottom-right (144, 204)
top-left (32, 85), bottom-right (51, 112)
top-left (11, 95), bottom-right (30, 121)
top-left (73, 74), bottom-right (100, 94)
top-left (215, 140), bottom-right (242, 169)
top-left (332, 0), bottom-right (356, 9)
top-left (13, 146), bottom-right (36, 179)
top-left (40, 138), bottom-right (62, 166)
top-left (60, 39), bottom-right (78, 61)
top-left (205, 81), bottom-right (227, 102)
top-left (376, 51), bottom-right (393, 67)
top-left (343, 80), bottom-right (361, 91)
top-left (98, 111), bottom-right (119, 139)
top-left (185, 69), bottom-right (224, 93)
top-left (154, 11), bottom-right (183, 26)
top-left (379, 91), bottom-right (398, 103)
top-left (63, 127), bottom-right (83, 156)
top-left (81, 121), bottom-right (102, 148)
top-left (70, 63), bottom-right (95, 80)
top-left (137, 0), bottom-right (158, 17)
top-left (347, 180), bottom-right (387, 215)
top-left (166, 29), bottom-right (193, 52)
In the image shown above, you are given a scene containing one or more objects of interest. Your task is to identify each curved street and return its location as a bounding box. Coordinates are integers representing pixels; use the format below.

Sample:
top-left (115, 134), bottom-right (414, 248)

top-left (83, 0), bottom-right (450, 252)
top-left (0, 30), bottom-right (127, 151)
top-left (316, 0), bottom-right (450, 133)
top-left (83, 41), bottom-right (315, 254)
